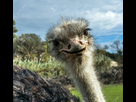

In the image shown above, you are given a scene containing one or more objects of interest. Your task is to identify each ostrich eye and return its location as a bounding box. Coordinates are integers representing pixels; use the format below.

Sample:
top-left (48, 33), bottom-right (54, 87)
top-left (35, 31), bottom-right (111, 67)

top-left (84, 28), bottom-right (91, 36)
top-left (52, 40), bottom-right (59, 46)
top-left (84, 30), bottom-right (88, 36)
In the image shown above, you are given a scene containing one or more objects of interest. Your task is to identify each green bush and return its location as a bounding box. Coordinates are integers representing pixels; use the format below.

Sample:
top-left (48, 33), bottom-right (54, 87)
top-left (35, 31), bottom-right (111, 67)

top-left (13, 54), bottom-right (113, 78)
top-left (13, 57), bottom-right (65, 78)
top-left (94, 54), bottom-right (113, 71)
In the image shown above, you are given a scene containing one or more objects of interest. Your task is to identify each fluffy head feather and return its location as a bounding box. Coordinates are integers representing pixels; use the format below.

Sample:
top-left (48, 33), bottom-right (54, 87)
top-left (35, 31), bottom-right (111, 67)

top-left (46, 17), bottom-right (94, 63)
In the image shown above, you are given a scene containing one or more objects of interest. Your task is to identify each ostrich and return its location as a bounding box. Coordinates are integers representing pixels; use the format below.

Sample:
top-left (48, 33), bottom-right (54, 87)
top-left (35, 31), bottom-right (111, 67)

top-left (13, 65), bottom-right (80, 102)
top-left (46, 17), bottom-right (106, 102)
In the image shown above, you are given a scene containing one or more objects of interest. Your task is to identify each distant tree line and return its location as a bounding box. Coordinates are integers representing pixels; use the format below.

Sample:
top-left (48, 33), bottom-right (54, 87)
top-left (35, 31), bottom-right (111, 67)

top-left (94, 40), bottom-right (123, 66)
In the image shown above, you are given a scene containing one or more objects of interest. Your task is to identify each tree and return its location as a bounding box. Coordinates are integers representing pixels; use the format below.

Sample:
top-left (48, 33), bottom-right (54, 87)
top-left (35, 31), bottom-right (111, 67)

top-left (94, 44), bottom-right (117, 61)
top-left (15, 34), bottom-right (44, 61)
top-left (110, 40), bottom-right (123, 55)
top-left (95, 44), bottom-right (107, 55)
top-left (13, 39), bottom-right (18, 59)
top-left (110, 40), bottom-right (123, 66)
top-left (39, 40), bottom-right (52, 63)
top-left (13, 20), bottom-right (18, 39)
top-left (104, 45), bottom-right (109, 50)
top-left (34, 41), bottom-right (46, 63)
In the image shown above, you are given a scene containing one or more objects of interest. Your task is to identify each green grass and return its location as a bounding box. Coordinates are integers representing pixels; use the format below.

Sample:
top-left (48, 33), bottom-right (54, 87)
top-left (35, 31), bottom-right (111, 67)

top-left (69, 84), bottom-right (123, 102)
top-left (102, 84), bottom-right (123, 102)
top-left (70, 88), bottom-right (83, 101)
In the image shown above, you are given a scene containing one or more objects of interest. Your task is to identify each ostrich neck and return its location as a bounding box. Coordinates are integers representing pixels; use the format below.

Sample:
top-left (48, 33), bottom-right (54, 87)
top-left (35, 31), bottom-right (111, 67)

top-left (65, 55), bottom-right (106, 102)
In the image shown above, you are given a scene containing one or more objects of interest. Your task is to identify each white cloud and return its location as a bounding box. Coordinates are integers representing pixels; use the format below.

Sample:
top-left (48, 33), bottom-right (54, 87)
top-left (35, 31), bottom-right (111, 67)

top-left (84, 10), bottom-right (123, 30)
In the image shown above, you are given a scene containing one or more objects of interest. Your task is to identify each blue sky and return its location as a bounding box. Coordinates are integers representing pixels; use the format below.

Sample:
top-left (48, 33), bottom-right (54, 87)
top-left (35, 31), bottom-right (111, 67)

top-left (13, 0), bottom-right (123, 53)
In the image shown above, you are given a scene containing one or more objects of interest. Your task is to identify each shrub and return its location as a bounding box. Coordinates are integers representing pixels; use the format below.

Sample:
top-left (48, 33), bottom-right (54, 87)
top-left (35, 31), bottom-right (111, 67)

top-left (94, 54), bottom-right (113, 71)
top-left (13, 57), bottom-right (65, 78)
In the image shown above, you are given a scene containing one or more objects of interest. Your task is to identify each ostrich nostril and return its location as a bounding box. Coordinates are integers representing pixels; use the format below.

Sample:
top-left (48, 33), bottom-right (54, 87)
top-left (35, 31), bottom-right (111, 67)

top-left (79, 41), bottom-right (83, 45)
top-left (68, 44), bottom-right (71, 49)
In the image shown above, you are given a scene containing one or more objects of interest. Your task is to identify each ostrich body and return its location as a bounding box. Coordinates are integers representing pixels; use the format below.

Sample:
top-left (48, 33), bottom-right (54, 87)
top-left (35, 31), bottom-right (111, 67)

top-left (46, 18), bottom-right (106, 102)
top-left (13, 65), bottom-right (80, 102)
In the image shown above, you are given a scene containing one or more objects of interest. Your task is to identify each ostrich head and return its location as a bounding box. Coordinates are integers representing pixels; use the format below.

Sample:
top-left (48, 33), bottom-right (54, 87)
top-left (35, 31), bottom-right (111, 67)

top-left (46, 18), bottom-right (94, 63)
top-left (46, 17), bottom-right (106, 102)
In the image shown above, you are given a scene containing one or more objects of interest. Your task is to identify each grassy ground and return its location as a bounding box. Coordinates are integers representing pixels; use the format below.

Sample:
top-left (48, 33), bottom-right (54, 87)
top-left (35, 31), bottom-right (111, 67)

top-left (69, 84), bottom-right (123, 102)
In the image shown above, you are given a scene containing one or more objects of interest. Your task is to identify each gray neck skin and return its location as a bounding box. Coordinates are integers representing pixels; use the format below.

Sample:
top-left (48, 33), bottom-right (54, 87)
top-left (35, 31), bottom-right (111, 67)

top-left (65, 55), bottom-right (106, 102)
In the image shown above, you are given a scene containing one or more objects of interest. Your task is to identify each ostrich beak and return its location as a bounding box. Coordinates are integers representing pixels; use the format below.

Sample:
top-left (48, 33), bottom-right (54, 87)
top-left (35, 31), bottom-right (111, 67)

top-left (60, 38), bottom-right (87, 54)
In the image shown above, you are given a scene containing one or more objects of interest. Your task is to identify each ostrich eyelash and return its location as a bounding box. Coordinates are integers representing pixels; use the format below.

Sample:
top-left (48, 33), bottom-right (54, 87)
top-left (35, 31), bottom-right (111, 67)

top-left (84, 28), bottom-right (91, 36)
top-left (85, 28), bottom-right (91, 31)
